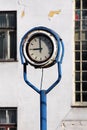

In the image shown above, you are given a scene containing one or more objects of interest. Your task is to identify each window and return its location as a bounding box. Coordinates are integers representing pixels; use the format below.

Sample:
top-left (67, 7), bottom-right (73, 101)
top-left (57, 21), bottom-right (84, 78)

top-left (0, 11), bottom-right (17, 61)
top-left (0, 108), bottom-right (17, 130)
top-left (74, 0), bottom-right (87, 106)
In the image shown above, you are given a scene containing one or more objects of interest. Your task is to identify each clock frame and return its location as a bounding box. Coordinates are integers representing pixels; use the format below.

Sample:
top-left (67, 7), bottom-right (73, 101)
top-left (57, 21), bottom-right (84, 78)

top-left (22, 29), bottom-right (58, 68)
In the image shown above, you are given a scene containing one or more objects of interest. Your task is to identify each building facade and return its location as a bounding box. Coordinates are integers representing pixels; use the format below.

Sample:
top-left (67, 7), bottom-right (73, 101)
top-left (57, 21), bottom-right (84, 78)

top-left (0, 0), bottom-right (87, 130)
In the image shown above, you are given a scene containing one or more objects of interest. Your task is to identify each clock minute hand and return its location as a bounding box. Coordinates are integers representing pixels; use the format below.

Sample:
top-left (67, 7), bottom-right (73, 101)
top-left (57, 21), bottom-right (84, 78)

top-left (30, 48), bottom-right (43, 51)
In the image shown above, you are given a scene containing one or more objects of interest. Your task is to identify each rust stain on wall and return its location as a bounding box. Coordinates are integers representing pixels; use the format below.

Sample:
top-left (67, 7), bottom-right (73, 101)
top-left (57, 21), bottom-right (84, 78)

top-left (21, 10), bottom-right (25, 17)
top-left (48, 10), bottom-right (61, 17)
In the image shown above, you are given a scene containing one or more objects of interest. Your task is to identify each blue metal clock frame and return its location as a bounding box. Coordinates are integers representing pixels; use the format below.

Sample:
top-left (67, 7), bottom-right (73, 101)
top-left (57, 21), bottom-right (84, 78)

top-left (20, 26), bottom-right (64, 130)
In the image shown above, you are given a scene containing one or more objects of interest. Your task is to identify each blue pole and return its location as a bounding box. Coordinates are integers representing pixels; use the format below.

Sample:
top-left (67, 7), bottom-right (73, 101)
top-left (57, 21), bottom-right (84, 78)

top-left (40, 90), bottom-right (47, 130)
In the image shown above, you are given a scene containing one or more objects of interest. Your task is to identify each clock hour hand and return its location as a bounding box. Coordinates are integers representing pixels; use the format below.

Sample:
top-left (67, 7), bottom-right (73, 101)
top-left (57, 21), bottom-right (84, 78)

top-left (39, 38), bottom-right (42, 53)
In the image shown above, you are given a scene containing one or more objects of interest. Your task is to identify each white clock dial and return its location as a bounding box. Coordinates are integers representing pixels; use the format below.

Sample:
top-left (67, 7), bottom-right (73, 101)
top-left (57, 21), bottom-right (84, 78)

top-left (26, 34), bottom-right (53, 63)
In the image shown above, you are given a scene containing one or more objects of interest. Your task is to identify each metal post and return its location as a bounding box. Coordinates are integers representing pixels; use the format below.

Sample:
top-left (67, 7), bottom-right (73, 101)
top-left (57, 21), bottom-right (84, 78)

top-left (40, 90), bottom-right (47, 130)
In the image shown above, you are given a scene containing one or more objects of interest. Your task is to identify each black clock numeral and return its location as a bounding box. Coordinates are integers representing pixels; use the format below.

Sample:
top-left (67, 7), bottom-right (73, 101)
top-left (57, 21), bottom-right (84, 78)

top-left (45, 56), bottom-right (47, 59)
top-left (34, 38), bottom-right (37, 42)
top-left (40, 58), bottom-right (42, 61)
top-left (31, 43), bottom-right (33, 45)
top-left (35, 57), bottom-right (37, 59)
top-left (31, 53), bottom-right (34, 55)
top-left (48, 52), bottom-right (51, 54)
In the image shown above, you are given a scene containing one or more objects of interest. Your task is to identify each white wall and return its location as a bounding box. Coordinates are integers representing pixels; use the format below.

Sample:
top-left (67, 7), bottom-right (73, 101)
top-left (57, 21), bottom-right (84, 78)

top-left (0, 0), bottom-right (75, 130)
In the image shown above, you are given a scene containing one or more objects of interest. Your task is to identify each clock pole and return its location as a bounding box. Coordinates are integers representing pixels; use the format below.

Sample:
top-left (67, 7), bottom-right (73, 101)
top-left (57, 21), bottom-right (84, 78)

top-left (20, 26), bottom-right (64, 130)
top-left (40, 90), bottom-right (47, 130)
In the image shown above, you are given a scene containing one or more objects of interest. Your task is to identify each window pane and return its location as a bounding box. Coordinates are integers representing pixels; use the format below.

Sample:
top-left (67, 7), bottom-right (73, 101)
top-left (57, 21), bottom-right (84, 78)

top-left (75, 52), bottom-right (80, 60)
top-left (82, 11), bottom-right (87, 19)
top-left (75, 10), bottom-right (80, 21)
top-left (82, 20), bottom-right (87, 30)
top-left (82, 52), bottom-right (87, 60)
top-left (75, 31), bottom-right (80, 40)
top-left (75, 0), bottom-right (80, 9)
top-left (75, 21), bottom-right (80, 30)
top-left (0, 32), bottom-right (4, 58)
top-left (75, 41), bottom-right (80, 50)
top-left (82, 62), bottom-right (87, 70)
top-left (0, 32), bottom-right (8, 59)
top-left (82, 11), bottom-right (87, 29)
top-left (0, 12), bottom-right (16, 28)
top-left (8, 110), bottom-right (17, 123)
top-left (0, 110), bottom-right (6, 123)
top-left (75, 62), bottom-right (80, 70)
top-left (75, 82), bottom-right (80, 91)
top-left (0, 14), bottom-right (6, 28)
top-left (82, 93), bottom-right (87, 101)
top-left (10, 31), bottom-right (16, 59)
top-left (75, 92), bottom-right (81, 101)
top-left (8, 13), bottom-right (16, 28)
top-left (82, 82), bottom-right (87, 91)
top-left (75, 72), bottom-right (80, 81)
top-left (82, 0), bottom-right (87, 9)
top-left (82, 41), bottom-right (87, 50)
top-left (82, 31), bottom-right (87, 40)
top-left (82, 72), bottom-right (87, 81)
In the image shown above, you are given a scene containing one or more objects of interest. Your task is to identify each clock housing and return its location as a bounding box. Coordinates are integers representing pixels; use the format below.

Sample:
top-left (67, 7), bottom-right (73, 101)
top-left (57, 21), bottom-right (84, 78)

top-left (22, 29), bottom-right (58, 68)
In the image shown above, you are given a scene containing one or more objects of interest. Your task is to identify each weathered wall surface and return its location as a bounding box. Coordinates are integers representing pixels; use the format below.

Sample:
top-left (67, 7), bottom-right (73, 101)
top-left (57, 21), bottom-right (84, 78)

top-left (1, 1), bottom-right (86, 130)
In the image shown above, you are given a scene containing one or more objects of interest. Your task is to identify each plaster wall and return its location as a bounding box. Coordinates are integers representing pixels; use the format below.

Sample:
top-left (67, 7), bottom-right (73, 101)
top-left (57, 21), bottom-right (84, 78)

top-left (0, 0), bottom-right (85, 130)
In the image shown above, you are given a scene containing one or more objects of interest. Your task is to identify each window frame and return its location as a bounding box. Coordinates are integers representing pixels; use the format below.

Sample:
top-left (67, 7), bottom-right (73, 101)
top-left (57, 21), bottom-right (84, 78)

top-left (0, 107), bottom-right (17, 130)
top-left (0, 11), bottom-right (17, 62)
top-left (73, 0), bottom-right (87, 106)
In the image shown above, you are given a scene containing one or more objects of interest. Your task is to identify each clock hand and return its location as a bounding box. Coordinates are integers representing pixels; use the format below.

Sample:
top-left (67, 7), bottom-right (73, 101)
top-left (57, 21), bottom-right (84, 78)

top-left (29, 48), bottom-right (43, 51)
top-left (39, 38), bottom-right (42, 53)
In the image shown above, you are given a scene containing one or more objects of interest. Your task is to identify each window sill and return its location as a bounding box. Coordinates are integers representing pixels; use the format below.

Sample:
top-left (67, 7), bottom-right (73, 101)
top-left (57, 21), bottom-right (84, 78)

top-left (71, 102), bottom-right (87, 107)
top-left (0, 123), bottom-right (17, 125)
top-left (0, 59), bottom-right (18, 62)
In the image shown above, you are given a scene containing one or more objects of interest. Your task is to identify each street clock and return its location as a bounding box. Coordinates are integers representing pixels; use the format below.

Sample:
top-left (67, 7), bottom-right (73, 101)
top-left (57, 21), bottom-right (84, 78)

top-left (20, 26), bottom-right (64, 130)
top-left (22, 28), bottom-right (58, 68)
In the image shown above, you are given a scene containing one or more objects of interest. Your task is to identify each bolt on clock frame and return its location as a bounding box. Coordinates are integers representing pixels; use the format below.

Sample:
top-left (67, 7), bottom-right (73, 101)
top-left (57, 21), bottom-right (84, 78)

top-left (20, 26), bottom-right (64, 130)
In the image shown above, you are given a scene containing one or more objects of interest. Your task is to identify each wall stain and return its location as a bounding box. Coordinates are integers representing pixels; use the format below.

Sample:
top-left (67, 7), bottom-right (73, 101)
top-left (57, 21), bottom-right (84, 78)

top-left (21, 10), bottom-right (25, 17)
top-left (48, 10), bottom-right (61, 18)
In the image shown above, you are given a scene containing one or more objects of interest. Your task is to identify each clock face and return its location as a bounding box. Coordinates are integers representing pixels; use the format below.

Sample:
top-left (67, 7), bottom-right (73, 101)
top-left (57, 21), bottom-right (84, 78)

top-left (26, 34), bottom-right (54, 63)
